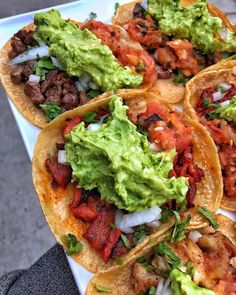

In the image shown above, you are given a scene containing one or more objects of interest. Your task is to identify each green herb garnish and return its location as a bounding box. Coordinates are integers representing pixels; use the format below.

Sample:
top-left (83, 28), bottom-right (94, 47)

top-left (114, 257), bottom-right (123, 265)
top-left (133, 224), bottom-right (147, 245)
top-left (136, 60), bottom-right (146, 72)
top-left (66, 234), bottom-right (83, 256)
top-left (110, 223), bottom-right (116, 229)
top-left (121, 234), bottom-right (131, 249)
top-left (40, 102), bottom-right (62, 122)
top-left (137, 256), bottom-right (147, 264)
top-left (186, 261), bottom-right (195, 278)
top-left (160, 206), bottom-right (174, 223)
top-left (136, 125), bottom-right (148, 136)
top-left (89, 12), bottom-right (97, 20)
top-left (94, 284), bottom-right (112, 293)
top-left (173, 73), bottom-right (190, 85)
top-left (171, 212), bottom-right (191, 242)
top-left (202, 98), bottom-right (219, 109)
top-left (34, 56), bottom-right (57, 80)
top-left (198, 207), bottom-right (219, 229)
top-left (84, 111), bottom-right (97, 123)
top-left (86, 89), bottom-right (103, 98)
top-left (148, 287), bottom-right (157, 295)
top-left (155, 242), bottom-right (181, 270)
top-left (114, 2), bottom-right (120, 13)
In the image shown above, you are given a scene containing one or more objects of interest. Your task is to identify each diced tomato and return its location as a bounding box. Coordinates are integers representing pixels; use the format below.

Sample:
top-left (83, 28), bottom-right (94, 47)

top-left (71, 203), bottom-right (98, 221)
top-left (101, 228), bottom-right (121, 262)
top-left (149, 125), bottom-right (176, 151)
top-left (84, 208), bottom-right (116, 251)
top-left (63, 115), bottom-right (81, 138)
top-left (69, 187), bottom-right (83, 209)
top-left (45, 158), bottom-right (72, 188)
top-left (201, 119), bottom-right (230, 145)
top-left (139, 102), bottom-right (169, 121)
top-left (157, 47), bottom-right (177, 69)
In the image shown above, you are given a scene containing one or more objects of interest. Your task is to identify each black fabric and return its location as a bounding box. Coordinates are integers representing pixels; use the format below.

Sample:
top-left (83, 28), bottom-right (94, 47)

top-left (0, 244), bottom-right (79, 295)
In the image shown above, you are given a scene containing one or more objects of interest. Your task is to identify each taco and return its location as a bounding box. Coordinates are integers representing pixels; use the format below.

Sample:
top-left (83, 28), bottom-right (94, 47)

top-left (32, 89), bottom-right (221, 272)
top-left (112, 0), bottom-right (236, 103)
top-left (0, 9), bottom-right (155, 128)
top-left (184, 61), bottom-right (236, 211)
top-left (87, 214), bottom-right (236, 295)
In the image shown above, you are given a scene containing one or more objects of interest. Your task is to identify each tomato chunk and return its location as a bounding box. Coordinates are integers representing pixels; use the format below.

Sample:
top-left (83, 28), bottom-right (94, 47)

top-left (63, 115), bottom-right (81, 138)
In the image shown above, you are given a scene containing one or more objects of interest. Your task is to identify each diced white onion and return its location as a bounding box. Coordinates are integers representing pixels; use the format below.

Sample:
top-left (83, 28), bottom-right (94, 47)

top-left (213, 91), bottom-right (223, 102)
top-left (150, 143), bottom-right (159, 152)
top-left (163, 286), bottom-right (173, 295)
top-left (218, 82), bottom-right (232, 92)
top-left (162, 278), bottom-right (171, 295)
top-left (28, 74), bottom-right (40, 84)
top-left (141, 0), bottom-right (148, 10)
top-left (146, 219), bottom-right (160, 228)
top-left (174, 104), bottom-right (183, 112)
top-left (156, 278), bottom-right (164, 295)
top-left (220, 29), bottom-right (228, 41)
top-left (120, 206), bottom-right (162, 228)
top-left (75, 81), bottom-right (85, 92)
top-left (79, 74), bottom-right (91, 89)
top-left (220, 100), bottom-right (230, 107)
top-left (38, 41), bottom-right (47, 47)
top-left (51, 56), bottom-right (64, 70)
top-left (9, 45), bottom-right (49, 65)
top-left (87, 123), bottom-right (102, 132)
top-left (188, 230), bottom-right (202, 243)
top-left (154, 126), bottom-right (164, 131)
top-left (88, 81), bottom-right (99, 90)
top-left (115, 210), bottom-right (134, 234)
top-left (58, 150), bottom-right (66, 164)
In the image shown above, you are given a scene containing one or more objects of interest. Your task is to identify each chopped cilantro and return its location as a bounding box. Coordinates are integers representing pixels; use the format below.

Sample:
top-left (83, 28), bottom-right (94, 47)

top-left (84, 111), bottom-right (97, 123)
top-left (160, 206), bottom-right (174, 223)
top-left (173, 73), bottom-right (190, 85)
top-left (89, 12), bottom-right (97, 20)
top-left (114, 2), bottom-right (120, 13)
top-left (186, 261), bottom-right (195, 277)
top-left (136, 60), bottom-right (146, 72)
top-left (40, 102), bottom-right (62, 122)
top-left (136, 125), bottom-right (148, 136)
top-left (86, 89), bottom-right (103, 99)
top-left (171, 212), bottom-right (191, 243)
top-left (155, 242), bottom-right (181, 270)
top-left (121, 234), bottom-right (131, 249)
top-left (94, 284), bottom-right (112, 293)
top-left (66, 234), bottom-right (83, 256)
top-left (137, 256), bottom-right (147, 264)
top-left (133, 224), bottom-right (147, 245)
top-left (202, 98), bottom-right (219, 109)
top-left (148, 287), bottom-right (157, 295)
top-left (110, 222), bottom-right (116, 229)
top-left (114, 257), bottom-right (123, 265)
top-left (198, 207), bottom-right (219, 229)
top-left (34, 56), bottom-right (57, 80)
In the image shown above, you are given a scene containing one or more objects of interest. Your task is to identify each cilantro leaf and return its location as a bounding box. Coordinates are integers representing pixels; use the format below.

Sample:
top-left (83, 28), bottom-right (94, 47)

top-left (94, 284), bottom-right (112, 293)
top-left (173, 73), bottom-right (190, 85)
top-left (40, 102), bottom-right (62, 122)
top-left (133, 224), bottom-right (147, 245)
top-left (148, 287), bottom-right (157, 295)
top-left (114, 2), bottom-right (120, 14)
top-left (34, 56), bottom-right (57, 80)
top-left (86, 89), bottom-right (103, 99)
top-left (171, 212), bottom-right (191, 243)
top-left (160, 206), bottom-right (174, 223)
top-left (202, 98), bottom-right (219, 109)
top-left (198, 207), bottom-right (219, 229)
top-left (114, 257), bottom-right (123, 265)
top-left (121, 234), bottom-right (131, 249)
top-left (155, 242), bottom-right (181, 270)
top-left (84, 111), bottom-right (97, 123)
top-left (136, 125), bottom-right (148, 136)
top-left (89, 12), bottom-right (97, 20)
top-left (66, 234), bottom-right (83, 256)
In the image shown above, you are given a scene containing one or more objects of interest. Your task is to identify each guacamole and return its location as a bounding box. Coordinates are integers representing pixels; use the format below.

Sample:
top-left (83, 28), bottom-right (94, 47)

top-left (65, 96), bottom-right (188, 212)
top-left (34, 10), bottom-right (142, 92)
top-left (210, 96), bottom-right (236, 122)
top-left (170, 269), bottom-right (215, 295)
top-left (147, 0), bottom-right (236, 53)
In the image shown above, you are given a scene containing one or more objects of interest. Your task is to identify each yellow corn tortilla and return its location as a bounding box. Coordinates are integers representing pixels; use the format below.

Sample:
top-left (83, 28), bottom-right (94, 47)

top-left (86, 214), bottom-right (236, 295)
top-left (112, 0), bottom-right (236, 104)
top-left (184, 61), bottom-right (236, 212)
top-left (32, 89), bottom-right (222, 272)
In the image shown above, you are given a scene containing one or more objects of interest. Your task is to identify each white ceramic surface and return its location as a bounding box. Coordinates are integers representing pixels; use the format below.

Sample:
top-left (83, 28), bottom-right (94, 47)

top-left (1, 1), bottom-right (236, 294)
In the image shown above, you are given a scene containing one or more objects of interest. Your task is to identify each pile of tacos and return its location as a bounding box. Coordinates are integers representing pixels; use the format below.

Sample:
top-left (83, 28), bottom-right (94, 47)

top-left (1, 0), bottom-right (236, 294)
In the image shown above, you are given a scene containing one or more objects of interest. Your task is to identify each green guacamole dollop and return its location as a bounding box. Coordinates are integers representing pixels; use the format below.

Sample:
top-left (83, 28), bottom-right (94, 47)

top-left (147, 0), bottom-right (236, 53)
top-left (170, 269), bottom-right (215, 295)
top-left (65, 96), bottom-right (188, 212)
top-left (34, 10), bottom-right (142, 92)
top-left (211, 96), bottom-right (236, 122)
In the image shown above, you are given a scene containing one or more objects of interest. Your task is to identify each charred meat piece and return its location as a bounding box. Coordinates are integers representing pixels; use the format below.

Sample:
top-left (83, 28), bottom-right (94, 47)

top-left (22, 60), bottom-right (37, 79)
top-left (41, 70), bottom-right (59, 94)
top-left (10, 65), bottom-right (24, 84)
top-left (101, 228), bottom-right (121, 262)
top-left (14, 29), bottom-right (36, 46)
top-left (156, 65), bottom-right (172, 79)
top-left (62, 93), bottom-right (79, 110)
top-left (24, 82), bottom-right (45, 105)
top-left (132, 262), bottom-right (159, 293)
top-left (9, 37), bottom-right (27, 58)
top-left (45, 86), bottom-right (62, 106)
top-left (133, 3), bottom-right (145, 19)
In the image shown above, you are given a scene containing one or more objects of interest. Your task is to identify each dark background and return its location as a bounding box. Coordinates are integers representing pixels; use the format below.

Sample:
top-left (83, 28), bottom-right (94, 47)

top-left (0, 0), bottom-right (235, 276)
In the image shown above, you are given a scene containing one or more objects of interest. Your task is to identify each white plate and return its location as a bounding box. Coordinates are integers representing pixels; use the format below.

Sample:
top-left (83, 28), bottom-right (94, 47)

top-left (1, 1), bottom-right (236, 294)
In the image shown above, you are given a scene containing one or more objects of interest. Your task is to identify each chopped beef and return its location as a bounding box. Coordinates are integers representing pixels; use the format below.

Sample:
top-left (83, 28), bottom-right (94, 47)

top-left (41, 71), bottom-right (58, 93)
top-left (22, 60), bottom-right (37, 79)
top-left (24, 82), bottom-right (45, 105)
top-left (45, 86), bottom-right (62, 106)
top-left (62, 93), bottom-right (79, 110)
top-left (10, 65), bottom-right (24, 84)
top-left (133, 3), bottom-right (145, 19)
top-left (14, 29), bottom-right (36, 46)
top-left (79, 91), bottom-right (90, 105)
top-left (156, 65), bottom-right (172, 79)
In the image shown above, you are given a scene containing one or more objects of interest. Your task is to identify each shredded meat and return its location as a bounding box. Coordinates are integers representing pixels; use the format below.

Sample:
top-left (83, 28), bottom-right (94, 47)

top-left (24, 82), bottom-right (45, 105)
top-left (132, 262), bottom-right (159, 293)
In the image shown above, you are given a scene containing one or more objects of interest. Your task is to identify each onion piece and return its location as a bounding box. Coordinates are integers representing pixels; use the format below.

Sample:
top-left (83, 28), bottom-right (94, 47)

top-left (220, 29), bottom-right (228, 41)
top-left (120, 206), bottom-right (162, 228)
top-left (28, 74), bottom-right (40, 84)
top-left (79, 74), bottom-right (91, 89)
top-left (162, 278), bottom-right (171, 295)
top-left (75, 81), bottom-right (84, 92)
top-left (141, 0), bottom-right (148, 10)
top-left (163, 286), bottom-right (173, 295)
top-left (150, 143), bottom-right (159, 152)
top-left (218, 82), bottom-right (232, 92)
top-left (220, 100), bottom-right (230, 107)
top-left (51, 56), bottom-right (64, 70)
top-left (156, 278), bottom-right (164, 295)
top-left (115, 210), bottom-right (134, 234)
top-left (212, 91), bottom-right (223, 102)
top-left (188, 230), bottom-right (202, 243)
top-left (9, 45), bottom-right (49, 65)
top-left (58, 150), bottom-right (66, 164)
top-left (87, 123), bottom-right (102, 132)
top-left (146, 220), bottom-right (160, 228)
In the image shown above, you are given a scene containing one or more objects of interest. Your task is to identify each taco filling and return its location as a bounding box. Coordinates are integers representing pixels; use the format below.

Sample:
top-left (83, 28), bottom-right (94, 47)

top-left (130, 228), bottom-right (236, 294)
top-left (114, 0), bottom-right (236, 84)
top-left (195, 83), bottom-right (236, 202)
top-left (7, 9), bottom-right (148, 122)
top-left (45, 95), bottom-right (205, 263)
